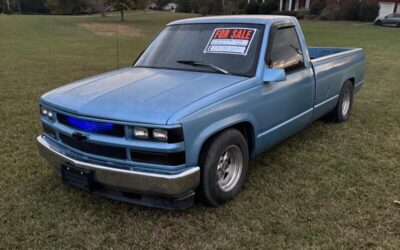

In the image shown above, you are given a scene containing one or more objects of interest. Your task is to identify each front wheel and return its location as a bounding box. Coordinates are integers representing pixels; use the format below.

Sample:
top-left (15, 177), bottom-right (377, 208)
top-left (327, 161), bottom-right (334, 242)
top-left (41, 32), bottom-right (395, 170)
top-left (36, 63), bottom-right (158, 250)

top-left (375, 20), bottom-right (382, 26)
top-left (198, 129), bottom-right (249, 206)
top-left (326, 80), bottom-right (354, 123)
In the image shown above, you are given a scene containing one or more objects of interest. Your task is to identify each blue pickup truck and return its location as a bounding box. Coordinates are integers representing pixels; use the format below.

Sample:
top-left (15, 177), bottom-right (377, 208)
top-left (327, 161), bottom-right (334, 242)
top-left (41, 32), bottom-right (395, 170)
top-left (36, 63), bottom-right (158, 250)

top-left (37, 15), bottom-right (365, 209)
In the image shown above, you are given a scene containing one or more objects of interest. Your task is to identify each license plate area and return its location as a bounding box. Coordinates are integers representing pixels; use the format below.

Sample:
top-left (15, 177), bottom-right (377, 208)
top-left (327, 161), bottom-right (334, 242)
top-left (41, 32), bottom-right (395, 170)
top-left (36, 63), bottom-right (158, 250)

top-left (61, 165), bottom-right (96, 192)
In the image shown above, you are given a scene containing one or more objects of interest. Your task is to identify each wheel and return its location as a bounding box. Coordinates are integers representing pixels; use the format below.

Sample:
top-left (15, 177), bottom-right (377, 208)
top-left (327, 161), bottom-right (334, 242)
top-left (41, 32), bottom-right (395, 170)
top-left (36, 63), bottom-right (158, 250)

top-left (375, 20), bottom-right (382, 26)
top-left (326, 80), bottom-right (354, 123)
top-left (198, 129), bottom-right (249, 206)
top-left (397, 22), bottom-right (400, 28)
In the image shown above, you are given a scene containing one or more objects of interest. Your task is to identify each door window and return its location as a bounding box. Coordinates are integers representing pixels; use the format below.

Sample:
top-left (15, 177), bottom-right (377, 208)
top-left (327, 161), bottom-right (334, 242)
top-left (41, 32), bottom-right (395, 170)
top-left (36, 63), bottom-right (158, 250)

top-left (266, 26), bottom-right (304, 72)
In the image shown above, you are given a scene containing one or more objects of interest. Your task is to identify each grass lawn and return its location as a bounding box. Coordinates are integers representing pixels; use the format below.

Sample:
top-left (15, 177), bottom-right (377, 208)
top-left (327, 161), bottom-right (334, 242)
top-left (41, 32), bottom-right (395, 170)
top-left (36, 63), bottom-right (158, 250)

top-left (1, 11), bottom-right (399, 249)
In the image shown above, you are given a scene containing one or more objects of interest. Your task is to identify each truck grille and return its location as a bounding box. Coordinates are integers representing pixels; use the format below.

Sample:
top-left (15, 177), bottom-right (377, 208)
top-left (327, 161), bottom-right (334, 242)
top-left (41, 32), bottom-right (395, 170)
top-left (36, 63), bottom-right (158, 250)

top-left (60, 134), bottom-right (127, 160)
top-left (57, 113), bottom-right (125, 137)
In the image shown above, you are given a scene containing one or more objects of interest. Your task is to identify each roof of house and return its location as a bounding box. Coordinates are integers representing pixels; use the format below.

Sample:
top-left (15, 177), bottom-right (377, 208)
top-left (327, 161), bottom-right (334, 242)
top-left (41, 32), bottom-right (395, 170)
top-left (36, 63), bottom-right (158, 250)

top-left (168, 15), bottom-right (293, 26)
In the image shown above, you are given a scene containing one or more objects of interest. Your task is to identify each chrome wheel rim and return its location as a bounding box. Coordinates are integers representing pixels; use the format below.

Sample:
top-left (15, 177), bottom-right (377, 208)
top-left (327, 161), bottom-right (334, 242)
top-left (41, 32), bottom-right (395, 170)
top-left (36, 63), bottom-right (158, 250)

top-left (216, 145), bottom-right (243, 192)
top-left (341, 88), bottom-right (351, 117)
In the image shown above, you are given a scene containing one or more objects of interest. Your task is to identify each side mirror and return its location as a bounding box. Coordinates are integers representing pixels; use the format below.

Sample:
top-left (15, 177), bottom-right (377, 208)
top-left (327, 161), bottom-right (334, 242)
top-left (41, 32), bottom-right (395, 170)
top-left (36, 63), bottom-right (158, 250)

top-left (263, 67), bottom-right (286, 83)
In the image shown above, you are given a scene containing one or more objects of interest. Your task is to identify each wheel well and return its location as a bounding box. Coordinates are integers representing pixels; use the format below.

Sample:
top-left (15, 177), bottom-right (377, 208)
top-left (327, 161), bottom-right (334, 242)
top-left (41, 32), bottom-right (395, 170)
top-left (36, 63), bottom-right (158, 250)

top-left (198, 122), bottom-right (255, 165)
top-left (347, 77), bottom-right (355, 87)
top-left (232, 122), bottom-right (254, 155)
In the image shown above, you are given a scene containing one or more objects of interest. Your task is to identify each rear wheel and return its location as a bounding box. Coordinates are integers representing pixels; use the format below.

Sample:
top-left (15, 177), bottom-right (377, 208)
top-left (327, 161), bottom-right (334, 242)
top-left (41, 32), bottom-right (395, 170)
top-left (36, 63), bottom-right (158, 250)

top-left (326, 80), bottom-right (354, 123)
top-left (198, 129), bottom-right (249, 206)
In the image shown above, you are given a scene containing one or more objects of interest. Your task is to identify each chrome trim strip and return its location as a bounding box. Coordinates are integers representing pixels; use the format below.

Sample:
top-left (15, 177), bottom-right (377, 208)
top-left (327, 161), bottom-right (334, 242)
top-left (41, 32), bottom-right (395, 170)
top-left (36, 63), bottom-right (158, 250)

top-left (257, 108), bottom-right (313, 138)
top-left (314, 95), bottom-right (339, 109)
top-left (354, 80), bottom-right (364, 88)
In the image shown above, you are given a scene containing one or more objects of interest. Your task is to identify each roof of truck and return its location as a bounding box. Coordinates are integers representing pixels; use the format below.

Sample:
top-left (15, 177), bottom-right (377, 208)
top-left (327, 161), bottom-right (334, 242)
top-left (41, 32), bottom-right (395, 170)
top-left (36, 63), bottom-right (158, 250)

top-left (168, 15), bottom-right (292, 26)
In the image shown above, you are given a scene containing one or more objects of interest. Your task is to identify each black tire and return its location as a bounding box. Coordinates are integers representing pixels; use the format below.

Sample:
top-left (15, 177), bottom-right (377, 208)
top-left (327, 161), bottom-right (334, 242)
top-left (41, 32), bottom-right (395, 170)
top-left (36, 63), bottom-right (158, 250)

top-left (326, 80), bottom-right (354, 123)
top-left (375, 20), bottom-right (382, 26)
top-left (397, 22), bottom-right (400, 28)
top-left (198, 129), bottom-right (249, 206)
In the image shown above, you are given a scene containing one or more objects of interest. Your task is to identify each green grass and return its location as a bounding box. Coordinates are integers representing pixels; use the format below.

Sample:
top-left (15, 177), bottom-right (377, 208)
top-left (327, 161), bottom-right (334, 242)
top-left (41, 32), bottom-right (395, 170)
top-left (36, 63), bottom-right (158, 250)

top-left (1, 12), bottom-right (399, 249)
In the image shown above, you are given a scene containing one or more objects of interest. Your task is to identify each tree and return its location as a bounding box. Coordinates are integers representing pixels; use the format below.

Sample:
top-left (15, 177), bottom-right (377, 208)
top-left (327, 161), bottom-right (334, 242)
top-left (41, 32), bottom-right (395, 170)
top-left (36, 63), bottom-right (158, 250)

top-left (309, 0), bottom-right (325, 15)
top-left (135, 0), bottom-right (149, 13)
top-left (1, 0), bottom-right (22, 13)
top-left (155, 0), bottom-right (169, 9)
top-left (19, 0), bottom-right (48, 13)
top-left (45, 0), bottom-right (88, 14)
top-left (176, 0), bottom-right (191, 13)
top-left (358, 0), bottom-right (379, 21)
top-left (105, 0), bottom-right (136, 22)
top-left (86, 0), bottom-right (106, 15)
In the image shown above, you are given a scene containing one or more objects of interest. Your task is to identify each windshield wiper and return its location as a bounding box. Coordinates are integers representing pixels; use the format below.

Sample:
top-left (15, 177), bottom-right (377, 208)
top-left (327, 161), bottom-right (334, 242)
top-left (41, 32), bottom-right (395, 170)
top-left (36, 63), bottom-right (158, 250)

top-left (177, 60), bottom-right (230, 75)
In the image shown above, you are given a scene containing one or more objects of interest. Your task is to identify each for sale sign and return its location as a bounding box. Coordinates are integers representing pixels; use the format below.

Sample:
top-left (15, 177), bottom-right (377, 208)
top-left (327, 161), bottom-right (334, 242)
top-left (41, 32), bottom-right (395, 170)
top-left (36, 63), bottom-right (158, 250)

top-left (204, 28), bottom-right (257, 56)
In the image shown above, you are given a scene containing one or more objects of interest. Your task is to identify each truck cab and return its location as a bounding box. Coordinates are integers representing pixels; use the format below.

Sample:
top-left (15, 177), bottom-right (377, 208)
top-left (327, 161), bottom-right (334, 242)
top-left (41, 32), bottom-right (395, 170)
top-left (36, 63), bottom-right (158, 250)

top-left (37, 16), bottom-right (365, 209)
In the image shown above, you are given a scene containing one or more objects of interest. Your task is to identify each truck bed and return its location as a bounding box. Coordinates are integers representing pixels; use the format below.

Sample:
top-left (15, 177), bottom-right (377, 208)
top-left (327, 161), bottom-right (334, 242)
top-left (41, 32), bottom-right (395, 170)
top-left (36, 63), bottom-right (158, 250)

top-left (308, 47), bottom-right (355, 60)
top-left (308, 47), bottom-right (365, 120)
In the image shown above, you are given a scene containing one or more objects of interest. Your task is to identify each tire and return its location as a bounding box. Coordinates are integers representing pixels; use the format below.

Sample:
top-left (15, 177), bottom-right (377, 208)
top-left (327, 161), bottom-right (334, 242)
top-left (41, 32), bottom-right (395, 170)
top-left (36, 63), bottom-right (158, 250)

top-left (397, 23), bottom-right (400, 28)
top-left (326, 80), bottom-right (354, 123)
top-left (198, 129), bottom-right (249, 206)
top-left (375, 20), bottom-right (382, 26)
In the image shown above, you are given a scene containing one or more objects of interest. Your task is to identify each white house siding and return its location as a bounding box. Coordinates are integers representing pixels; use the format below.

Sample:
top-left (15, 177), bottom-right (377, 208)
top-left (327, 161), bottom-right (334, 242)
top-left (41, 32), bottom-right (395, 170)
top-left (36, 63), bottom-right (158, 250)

top-left (379, 2), bottom-right (395, 17)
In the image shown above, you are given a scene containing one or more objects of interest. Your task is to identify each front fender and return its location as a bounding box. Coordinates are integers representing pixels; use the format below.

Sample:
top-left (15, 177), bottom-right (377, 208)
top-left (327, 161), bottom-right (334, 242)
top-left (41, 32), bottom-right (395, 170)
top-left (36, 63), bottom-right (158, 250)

top-left (184, 113), bottom-right (258, 167)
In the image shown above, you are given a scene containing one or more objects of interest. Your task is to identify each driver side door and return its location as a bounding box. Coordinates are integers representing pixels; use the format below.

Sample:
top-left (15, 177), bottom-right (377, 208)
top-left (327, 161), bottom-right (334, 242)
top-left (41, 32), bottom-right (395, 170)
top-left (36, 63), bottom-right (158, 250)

top-left (257, 22), bottom-right (315, 151)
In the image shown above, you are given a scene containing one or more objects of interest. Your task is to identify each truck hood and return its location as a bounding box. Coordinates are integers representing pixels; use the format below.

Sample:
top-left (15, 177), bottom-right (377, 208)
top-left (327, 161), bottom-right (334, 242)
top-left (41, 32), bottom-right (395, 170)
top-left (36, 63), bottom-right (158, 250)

top-left (41, 67), bottom-right (247, 124)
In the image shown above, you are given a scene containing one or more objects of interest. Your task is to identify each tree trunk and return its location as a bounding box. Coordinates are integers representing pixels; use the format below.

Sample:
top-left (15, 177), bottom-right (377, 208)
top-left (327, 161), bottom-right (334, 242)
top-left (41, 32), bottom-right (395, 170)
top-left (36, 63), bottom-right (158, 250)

top-left (16, 0), bottom-right (21, 13)
top-left (120, 8), bottom-right (124, 21)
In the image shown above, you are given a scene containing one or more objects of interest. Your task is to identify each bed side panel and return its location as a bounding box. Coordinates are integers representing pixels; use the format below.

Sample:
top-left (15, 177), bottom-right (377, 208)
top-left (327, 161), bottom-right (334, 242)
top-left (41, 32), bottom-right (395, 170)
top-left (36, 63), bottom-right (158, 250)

top-left (311, 49), bottom-right (365, 119)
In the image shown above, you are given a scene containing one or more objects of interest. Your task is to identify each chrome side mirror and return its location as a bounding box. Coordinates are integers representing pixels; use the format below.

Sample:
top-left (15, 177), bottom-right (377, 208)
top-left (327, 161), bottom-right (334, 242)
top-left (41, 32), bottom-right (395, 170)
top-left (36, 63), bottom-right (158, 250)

top-left (263, 66), bottom-right (286, 83)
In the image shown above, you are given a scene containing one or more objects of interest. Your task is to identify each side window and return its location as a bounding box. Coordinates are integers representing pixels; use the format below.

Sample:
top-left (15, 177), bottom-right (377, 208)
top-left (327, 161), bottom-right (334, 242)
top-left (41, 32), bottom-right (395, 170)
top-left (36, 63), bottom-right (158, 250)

top-left (266, 26), bottom-right (304, 72)
top-left (387, 14), bottom-right (394, 18)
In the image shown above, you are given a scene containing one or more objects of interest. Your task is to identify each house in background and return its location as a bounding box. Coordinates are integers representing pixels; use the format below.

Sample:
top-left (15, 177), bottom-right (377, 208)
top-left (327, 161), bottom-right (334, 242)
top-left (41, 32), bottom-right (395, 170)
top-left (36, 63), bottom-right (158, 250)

top-left (247, 0), bottom-right (400, 18)
top-left (164, 3), bottom-right (177, 12)
top-left (147, 2), bottom-right (158, 9)
top-left (378, 0), bottom-right (399, 17)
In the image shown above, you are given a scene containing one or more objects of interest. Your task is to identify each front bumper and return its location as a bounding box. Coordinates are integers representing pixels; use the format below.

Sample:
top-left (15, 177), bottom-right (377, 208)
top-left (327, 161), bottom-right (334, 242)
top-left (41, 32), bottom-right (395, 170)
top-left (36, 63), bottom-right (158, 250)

top-left (36, 135), bottom-right (200, 202)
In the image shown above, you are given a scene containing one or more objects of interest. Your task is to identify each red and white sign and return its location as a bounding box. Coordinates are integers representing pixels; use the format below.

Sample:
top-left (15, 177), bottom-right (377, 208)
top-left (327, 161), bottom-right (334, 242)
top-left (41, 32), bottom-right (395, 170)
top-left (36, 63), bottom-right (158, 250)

top-left (204, 28), bottom-right (257, 56)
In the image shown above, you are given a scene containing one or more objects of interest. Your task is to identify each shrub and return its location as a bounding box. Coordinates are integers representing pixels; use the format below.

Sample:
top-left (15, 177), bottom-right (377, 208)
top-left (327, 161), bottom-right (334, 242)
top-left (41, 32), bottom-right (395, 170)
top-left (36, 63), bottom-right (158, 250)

top-left (310, 0), bottom-right (326, 15)
top-left (297, 7), bottom-right (309, 19)
top-left (319, 5), bottom-right (341, 20)
top-left (259, 1), bottom-right (278, 14)
top-left (272, 10), bottom-right (299, 17)
top-left (245, 2), bottom-right (259, 14)
top-left (198, 5), bottom-right (209, 16)
top-left (306, 14), bottom-right (318, 19)
top-left (341, 0), bottom-right (360, 20)
top-left (176, 0), bottom-right (192, 13)
top-left (359, 1), bottom-right (380, 21)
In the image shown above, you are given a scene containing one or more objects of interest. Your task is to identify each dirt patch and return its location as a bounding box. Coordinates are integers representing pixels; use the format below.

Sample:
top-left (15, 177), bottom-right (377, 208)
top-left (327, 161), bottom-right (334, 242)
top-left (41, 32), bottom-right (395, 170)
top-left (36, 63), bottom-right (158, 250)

top-left (80, 23), bottom-right (144, 37)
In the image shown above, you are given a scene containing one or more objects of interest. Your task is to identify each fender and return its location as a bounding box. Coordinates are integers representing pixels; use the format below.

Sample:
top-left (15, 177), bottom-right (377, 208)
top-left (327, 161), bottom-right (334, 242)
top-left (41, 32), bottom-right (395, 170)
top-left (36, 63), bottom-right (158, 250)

top-left (186, 113), bottom-right (257, 166)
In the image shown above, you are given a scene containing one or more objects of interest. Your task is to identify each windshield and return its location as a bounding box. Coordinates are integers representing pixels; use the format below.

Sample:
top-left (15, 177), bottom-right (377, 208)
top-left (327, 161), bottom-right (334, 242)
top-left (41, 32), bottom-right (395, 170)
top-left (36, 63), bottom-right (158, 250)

top-left (134, 23), bottom-right (265, 77)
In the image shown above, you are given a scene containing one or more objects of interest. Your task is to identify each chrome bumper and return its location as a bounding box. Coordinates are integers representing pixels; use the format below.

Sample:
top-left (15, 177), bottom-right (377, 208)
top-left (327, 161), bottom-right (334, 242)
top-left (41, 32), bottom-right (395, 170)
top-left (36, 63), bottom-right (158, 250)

top-left (36, 135), bottom-right (200, 198)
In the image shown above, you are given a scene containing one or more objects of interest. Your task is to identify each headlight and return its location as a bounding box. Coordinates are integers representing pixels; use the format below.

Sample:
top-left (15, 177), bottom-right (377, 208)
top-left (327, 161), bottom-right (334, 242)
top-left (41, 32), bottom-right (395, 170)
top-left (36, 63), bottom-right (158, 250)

top-left (40, 106), bottom-right (48, 116)
top-left (40, 105), bottom-right (55, 121)
top-left (131, 126), bottom-right (183, 143)
top-left (133, 127), bottom-right (149, 139)
top-left (152, 129), bottom-right (168, 141)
